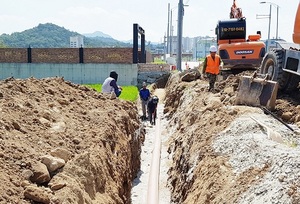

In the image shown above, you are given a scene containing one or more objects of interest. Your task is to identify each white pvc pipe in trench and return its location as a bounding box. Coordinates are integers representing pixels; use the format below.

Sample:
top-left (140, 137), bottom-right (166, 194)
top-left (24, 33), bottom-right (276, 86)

top-left (147, 117), bottom-right (162, 204)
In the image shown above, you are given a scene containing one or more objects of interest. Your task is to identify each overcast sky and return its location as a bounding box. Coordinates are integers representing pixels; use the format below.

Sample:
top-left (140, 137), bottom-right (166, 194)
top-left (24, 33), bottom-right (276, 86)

top-left (0, 0), bottom-right (298, 43)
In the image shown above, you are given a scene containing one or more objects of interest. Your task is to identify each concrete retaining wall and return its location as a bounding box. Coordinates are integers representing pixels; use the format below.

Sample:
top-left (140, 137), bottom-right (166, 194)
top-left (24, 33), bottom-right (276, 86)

top-left (0, 63), bottom-right (137, 86)
top-left (0, 63), bottom-right (171, 87)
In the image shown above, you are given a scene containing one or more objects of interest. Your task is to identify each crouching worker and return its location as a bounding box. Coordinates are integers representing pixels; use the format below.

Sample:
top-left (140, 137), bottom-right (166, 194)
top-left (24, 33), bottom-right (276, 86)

top-left (102, 71), bottom-right (122, 98)
top-left (147, 96), bottom-right (159, 125)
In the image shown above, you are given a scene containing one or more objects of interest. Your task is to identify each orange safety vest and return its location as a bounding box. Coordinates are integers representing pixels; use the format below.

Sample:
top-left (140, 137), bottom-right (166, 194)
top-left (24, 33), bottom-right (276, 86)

top-left (205, 55), bottom-right (221, 75)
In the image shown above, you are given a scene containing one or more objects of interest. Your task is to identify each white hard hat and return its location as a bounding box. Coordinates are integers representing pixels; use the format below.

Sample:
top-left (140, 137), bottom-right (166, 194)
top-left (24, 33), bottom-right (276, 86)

top-left (209, 45), bottom-right (217, 52)
top-left (152, 96), bottom-right (159, 103)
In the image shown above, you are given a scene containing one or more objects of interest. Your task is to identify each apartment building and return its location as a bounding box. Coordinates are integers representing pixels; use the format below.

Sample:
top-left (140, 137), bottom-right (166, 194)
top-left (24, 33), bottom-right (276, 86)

top-left (70, 36), bottom-right (84, 48)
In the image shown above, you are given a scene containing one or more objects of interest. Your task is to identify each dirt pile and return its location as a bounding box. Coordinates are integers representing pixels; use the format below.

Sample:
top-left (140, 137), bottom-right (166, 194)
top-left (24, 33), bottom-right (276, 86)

top-left (163, 70), bottom-right (300, 203)
top-left (0, 77), bottom-right (143, 204)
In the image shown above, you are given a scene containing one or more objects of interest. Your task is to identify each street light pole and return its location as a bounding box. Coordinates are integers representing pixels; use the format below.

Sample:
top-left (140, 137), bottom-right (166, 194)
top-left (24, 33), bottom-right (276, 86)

top-left (276, 5), bottom-right (279, 39)
top-left (170, 9), bottom-right (173, 56)
top-left (167, 3), bottom-right (170, 54)
top-left (195, 42), bottom-right (197, 61)
top-left (195, 39), bottom-right (200, 61)
top-left (260, 1), bottom-right (280, 41)
top-left (267, 4), bottom-right (272, 51)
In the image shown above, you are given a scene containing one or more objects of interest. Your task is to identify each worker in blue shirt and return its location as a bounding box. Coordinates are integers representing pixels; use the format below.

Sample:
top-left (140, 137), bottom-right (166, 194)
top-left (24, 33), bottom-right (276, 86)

top-left (139, 82), bottom-right (150, 120)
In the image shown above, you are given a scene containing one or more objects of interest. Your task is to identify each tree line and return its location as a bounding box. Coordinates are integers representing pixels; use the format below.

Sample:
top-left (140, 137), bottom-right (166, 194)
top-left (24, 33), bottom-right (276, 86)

top-left (0, 23), bottom-right (131, 48)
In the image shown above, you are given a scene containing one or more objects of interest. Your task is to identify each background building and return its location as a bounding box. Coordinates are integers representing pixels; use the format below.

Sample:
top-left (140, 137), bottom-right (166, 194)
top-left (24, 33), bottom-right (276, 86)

top-left (157, 36), bottom-right (217, 60)
top-left (70, 36), bottom-right (84, 48)
top-left (193, 37), bottom-right (217, 60)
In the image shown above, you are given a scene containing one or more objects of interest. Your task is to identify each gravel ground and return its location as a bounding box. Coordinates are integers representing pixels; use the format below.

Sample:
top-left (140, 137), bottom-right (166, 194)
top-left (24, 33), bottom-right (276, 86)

top-left (213, 112), bottom-right (300, 203)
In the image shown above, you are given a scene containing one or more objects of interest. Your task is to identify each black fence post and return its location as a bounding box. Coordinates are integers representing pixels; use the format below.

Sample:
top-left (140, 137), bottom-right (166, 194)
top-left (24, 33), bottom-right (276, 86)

top-left (141, 33), bottom-right (146, 63)
top-left (133, 23), bottom-right (145, 64)
top-left (133, 24), bottom-right (139, 64)
top-left (27, 46), bottom-right (32, 63)
top-left (79, 46), bottom-right (84, 63)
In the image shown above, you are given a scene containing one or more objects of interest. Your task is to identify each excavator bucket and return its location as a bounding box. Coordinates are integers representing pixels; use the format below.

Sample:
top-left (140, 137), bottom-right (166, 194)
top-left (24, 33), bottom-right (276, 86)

top-left (235, 74), bottom-right (278, 110)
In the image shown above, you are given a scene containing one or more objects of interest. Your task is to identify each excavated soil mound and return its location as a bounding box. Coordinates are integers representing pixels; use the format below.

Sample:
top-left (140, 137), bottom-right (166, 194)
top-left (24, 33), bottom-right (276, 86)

top-left (163, 71), bottom-right (300, 203)
top-left (0, 77), bottom-right (143, 204)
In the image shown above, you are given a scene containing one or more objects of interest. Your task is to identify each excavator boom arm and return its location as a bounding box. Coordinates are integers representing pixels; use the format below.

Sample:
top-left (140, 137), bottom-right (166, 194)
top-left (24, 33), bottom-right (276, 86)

top-left (293, 3), bottom-right (300, 44)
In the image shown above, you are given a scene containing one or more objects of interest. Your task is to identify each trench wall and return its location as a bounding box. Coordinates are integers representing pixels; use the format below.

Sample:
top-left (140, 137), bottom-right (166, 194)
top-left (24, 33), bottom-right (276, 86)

top-left (0, 63), bottom-right (137, 86)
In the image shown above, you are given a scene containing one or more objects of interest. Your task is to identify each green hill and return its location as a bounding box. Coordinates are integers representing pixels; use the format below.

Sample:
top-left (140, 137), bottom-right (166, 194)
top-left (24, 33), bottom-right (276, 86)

top-left (0, 23), bottom-right (131, 48)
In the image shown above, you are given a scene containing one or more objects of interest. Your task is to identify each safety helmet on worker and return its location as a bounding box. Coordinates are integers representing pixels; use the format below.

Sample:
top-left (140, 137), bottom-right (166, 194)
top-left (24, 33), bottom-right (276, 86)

top-left (209, 45), bottom-right (217, 53)
top-left (152, 96), bottom-right (159, 104)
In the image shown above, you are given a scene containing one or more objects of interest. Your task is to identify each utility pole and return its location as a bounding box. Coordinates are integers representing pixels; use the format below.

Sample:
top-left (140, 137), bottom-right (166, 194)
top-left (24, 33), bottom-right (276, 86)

top-left (267, 4), bottom-right (272, 51)
top-left (170, 9), bottom-right (173, 56)
top-left (276, 5), bottom-right (279, 39)
top-left (164, 34), bottom-right (167, 61)
top-left (167, 3), bottom-right (170, 55)
top-left (176, 0), bottom-right (184, 71)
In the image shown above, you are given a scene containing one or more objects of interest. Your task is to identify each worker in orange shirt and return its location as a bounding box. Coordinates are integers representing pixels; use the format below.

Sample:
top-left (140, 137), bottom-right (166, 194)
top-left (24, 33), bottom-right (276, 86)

top-left (202, 45), bottom-right (222, 92)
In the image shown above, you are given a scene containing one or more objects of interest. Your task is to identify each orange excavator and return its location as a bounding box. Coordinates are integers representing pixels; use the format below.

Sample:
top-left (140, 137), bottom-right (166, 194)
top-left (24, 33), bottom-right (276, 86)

top-left (216, 0), bottom-right (266, 73)
top-left (226, 0), bottom-right (276, 110)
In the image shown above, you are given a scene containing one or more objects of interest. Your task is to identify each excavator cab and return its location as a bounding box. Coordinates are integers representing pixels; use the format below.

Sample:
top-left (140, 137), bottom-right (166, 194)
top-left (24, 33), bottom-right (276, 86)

top-left (216, 17), bottom-right (266, 70)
